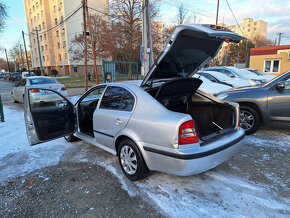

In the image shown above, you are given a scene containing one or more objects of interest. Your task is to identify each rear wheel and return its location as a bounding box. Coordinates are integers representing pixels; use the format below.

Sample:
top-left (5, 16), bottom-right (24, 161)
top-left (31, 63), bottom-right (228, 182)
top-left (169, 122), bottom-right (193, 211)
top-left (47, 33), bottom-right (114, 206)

top-left (64, 134), bottom-right (79, 142)
top-left (118, 139), bottom-right (148, 181)
top-left (240, 106), bottom-right (260, 135)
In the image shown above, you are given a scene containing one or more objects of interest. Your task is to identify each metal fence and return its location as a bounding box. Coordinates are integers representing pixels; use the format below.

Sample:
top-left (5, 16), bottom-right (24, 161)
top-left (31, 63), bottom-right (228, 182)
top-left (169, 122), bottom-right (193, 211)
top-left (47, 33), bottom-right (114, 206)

top-left (0, 95), bottom-right (4, 122)
top-left (102, 59), bottom-right (142, 83)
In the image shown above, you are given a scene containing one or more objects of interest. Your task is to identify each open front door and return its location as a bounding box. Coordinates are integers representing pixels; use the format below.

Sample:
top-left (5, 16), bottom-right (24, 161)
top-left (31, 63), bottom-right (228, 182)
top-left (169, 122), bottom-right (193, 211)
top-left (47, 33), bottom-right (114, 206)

top-left (24, 88), bottom-right (75, 146)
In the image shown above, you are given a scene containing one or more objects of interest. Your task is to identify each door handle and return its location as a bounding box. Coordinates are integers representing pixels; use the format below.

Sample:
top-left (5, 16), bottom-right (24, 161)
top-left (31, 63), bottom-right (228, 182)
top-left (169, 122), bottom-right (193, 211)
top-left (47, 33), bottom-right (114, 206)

top-left (115, 118), bottom-right (122, 125)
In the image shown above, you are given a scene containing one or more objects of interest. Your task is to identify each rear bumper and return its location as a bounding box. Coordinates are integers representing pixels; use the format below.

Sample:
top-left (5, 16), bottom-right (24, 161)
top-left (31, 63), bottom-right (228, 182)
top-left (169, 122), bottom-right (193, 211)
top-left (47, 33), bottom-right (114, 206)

top-left (139, 128), bottom-right (245, 176)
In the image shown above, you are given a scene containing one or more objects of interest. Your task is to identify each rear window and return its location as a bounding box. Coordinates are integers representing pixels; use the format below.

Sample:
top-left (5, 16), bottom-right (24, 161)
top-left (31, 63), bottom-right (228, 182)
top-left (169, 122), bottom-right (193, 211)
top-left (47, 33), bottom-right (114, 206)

top-left (29, 78), bottom-right (57, 85)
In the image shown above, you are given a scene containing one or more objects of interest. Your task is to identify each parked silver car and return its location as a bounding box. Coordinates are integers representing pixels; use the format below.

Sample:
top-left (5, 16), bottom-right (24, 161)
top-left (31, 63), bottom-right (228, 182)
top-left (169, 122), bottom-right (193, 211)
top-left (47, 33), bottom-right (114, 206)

top-left (217, 71), bottom-right (290, 134)
top-left (12, 76), bottom-right (68, 103)
top-left (24, 24), bottom-right (245, 180)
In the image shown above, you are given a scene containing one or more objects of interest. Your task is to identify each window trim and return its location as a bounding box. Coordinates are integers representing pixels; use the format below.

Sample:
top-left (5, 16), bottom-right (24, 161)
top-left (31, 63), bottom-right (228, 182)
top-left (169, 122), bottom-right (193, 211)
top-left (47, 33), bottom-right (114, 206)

top-left (263, 59), bottom-right (281, 74)
top-left (98, 85), bottom-right (136, 112)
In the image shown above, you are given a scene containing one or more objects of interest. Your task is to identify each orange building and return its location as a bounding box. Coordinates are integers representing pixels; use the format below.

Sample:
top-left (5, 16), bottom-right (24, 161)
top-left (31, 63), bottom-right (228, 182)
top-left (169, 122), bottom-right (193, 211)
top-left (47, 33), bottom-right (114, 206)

top-left (250, 45), bottom-right (290, 75)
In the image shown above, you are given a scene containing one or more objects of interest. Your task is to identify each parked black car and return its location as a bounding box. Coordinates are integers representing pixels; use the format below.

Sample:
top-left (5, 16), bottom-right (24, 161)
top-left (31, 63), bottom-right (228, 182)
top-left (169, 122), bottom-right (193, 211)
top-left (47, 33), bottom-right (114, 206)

top-left (10, 72), bottom-right (22, 81)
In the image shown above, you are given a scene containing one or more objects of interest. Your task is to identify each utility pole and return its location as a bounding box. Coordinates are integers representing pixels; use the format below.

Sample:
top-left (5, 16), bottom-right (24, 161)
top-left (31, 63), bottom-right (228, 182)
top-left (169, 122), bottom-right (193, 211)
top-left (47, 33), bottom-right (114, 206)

top-left (19, 44), bottom-right (25, 70)
top-left (85, 0), bottom-right (99, 85)
top-left (4, 49), bottom-right (10, 72)
top-left (35, 27), bottom-right (44, 75)
top-left (277, 33), bottom-right (284, 46)
top-left (83, 0), bottom-right (88, 90)
top-left (141, 0), bottom-right (154, 76)
top-left (22, 31), bottom-right (31, 76)
top-left (215, 0), bottom-right (220, 25)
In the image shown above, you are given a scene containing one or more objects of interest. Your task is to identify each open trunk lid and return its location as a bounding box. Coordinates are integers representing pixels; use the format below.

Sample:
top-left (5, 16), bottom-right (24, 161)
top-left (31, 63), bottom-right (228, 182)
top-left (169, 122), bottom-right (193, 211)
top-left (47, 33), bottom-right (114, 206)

top-left (141, 24), bottom-right (245, 87)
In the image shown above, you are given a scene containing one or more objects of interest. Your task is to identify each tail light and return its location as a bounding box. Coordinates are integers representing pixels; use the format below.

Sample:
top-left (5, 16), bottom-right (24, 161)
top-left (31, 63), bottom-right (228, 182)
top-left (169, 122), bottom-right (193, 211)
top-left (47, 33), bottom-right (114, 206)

top-left (30, 89), bottom-right (40, 93)
top-left (237, 107), bottom-right (241, 127)
top-left (61, 87), bottom-right (67, 91)
top-left (179, 120), bottom-right (199, 145)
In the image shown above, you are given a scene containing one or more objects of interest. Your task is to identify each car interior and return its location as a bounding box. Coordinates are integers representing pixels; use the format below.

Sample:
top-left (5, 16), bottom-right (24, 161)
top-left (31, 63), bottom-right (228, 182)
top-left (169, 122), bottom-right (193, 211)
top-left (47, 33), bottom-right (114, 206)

top-left (77, 87), bottom-right (105, 137)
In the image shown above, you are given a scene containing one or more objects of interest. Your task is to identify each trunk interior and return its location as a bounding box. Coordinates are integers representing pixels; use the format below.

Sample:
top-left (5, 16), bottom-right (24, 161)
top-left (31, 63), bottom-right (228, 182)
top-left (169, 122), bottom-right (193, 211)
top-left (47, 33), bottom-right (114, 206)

top-left (145, 78), bottom-right (235, 141)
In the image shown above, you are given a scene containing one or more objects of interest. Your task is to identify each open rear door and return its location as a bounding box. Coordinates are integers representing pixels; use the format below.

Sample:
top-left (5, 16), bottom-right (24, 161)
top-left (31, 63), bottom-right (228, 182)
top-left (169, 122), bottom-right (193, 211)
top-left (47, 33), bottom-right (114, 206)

top-left (24, 88), bottom-right (75, 146)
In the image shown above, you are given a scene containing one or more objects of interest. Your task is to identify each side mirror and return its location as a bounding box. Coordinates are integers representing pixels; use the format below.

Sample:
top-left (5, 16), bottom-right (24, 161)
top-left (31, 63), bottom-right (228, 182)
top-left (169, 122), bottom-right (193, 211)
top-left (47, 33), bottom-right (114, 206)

top-left (12, 84), bottom-right (16, 87)
top-left (277, 81), bottom-right (285, 90)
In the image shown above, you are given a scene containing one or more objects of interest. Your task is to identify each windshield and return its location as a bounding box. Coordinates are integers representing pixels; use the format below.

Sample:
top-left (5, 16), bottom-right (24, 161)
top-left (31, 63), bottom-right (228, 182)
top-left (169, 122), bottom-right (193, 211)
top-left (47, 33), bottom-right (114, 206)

top-left (29, 78), bottom-right (58, 85)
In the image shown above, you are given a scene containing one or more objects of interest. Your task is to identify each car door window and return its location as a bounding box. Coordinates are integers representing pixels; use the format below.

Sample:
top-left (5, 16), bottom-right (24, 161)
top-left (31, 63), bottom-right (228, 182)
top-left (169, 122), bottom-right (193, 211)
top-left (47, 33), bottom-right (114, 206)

top-left (284, 78), bottom-right (290, 90)
top-left (203, 74), bottom-right (217, 82)
top-left (81, 86), bottom-right (106, 102)
top-left (220, 69), bottom-right (235, 78)
top-left (100, 86), bottom-right (135, 111)
top-left (20, 79), bottom-right (26, 86)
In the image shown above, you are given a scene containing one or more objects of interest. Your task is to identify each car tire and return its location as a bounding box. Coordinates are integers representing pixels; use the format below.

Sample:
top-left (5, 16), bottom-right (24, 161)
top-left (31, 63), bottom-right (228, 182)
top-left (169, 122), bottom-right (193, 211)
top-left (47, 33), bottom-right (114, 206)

top-left (118, 139), bottom-right (148, 181)
top-left (64, 134), bottom-right (79, 142)
top-left (240, 105), bottom-right (260, 135)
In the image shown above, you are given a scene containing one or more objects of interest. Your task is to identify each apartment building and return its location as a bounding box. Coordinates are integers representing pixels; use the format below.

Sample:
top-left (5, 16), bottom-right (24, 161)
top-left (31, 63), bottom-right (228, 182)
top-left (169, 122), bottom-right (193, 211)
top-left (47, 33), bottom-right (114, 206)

top-left (215, 18), bottom-right (268, 66)
top-left (24, 0), bottom-right (108, 75)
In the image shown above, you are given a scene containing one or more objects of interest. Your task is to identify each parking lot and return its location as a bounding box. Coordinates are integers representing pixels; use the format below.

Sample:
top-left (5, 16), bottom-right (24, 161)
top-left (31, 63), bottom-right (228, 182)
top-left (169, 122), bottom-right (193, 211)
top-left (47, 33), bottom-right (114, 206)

top-left (0, 79), bottom-right (289, 217)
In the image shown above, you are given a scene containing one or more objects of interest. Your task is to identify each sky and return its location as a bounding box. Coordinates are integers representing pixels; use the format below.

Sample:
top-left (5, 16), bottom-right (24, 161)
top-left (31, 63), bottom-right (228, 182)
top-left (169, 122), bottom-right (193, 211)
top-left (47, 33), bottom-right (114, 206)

top-left (0, 0), bottom-right (290, 59)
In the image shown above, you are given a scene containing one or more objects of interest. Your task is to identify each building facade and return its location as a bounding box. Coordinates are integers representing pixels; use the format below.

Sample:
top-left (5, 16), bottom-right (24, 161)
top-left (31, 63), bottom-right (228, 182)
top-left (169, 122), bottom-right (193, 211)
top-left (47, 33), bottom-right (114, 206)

top-left (215, 18), bottom-right (268, 66)
top-left (250, 45), bottom-right (290, 74)
top-left (23, 0), bottom-right (108, 75)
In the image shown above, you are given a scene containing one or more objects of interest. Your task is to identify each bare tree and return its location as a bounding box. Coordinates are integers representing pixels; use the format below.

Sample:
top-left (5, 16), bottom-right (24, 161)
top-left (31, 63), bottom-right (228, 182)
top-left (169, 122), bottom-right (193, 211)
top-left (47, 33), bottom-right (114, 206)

top-left (0, 1), bottom-right (8, 34)
top-left (70, 14), bottom-right (111, 63)
top-left (251, 35), bottom-right (274, 48)
top-left (174, 3), bottom-right (192, 25)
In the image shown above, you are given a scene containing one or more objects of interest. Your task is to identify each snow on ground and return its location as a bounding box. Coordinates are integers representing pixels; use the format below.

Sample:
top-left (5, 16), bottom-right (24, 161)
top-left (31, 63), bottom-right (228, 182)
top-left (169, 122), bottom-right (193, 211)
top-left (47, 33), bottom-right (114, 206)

top-left (0, 105), bottom-right (289, 217)
top-left (0, 106), bottom-right (72, 184)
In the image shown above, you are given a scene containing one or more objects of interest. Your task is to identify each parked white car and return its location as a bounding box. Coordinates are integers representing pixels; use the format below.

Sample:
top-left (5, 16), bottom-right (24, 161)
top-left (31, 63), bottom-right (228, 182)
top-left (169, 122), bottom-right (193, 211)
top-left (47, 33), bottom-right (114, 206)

top-left (193, 74), bottom-right (232, 94)
top-left (12, 76), bottom-right (68, 103)
top-left (22, 71), bottom-right (35, 79)
top-left (246, 68), bottom-right (276, 81)
top-left (205, 66), bottom-right (267, 85)
top-left (197, 70), bottom-right (252, 88)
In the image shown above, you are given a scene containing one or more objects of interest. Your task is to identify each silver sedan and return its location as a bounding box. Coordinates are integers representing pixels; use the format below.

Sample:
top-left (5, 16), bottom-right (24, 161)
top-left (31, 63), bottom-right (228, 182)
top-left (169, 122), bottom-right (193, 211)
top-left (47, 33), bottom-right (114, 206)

top-left (24, 24), bottom-right (245, 180)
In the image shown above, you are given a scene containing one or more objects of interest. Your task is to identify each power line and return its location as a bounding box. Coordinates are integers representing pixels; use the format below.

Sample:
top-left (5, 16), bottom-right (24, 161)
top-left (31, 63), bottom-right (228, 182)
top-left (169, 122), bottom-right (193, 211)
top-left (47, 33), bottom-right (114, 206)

top-left (225, 0), bottom-right (245, 37)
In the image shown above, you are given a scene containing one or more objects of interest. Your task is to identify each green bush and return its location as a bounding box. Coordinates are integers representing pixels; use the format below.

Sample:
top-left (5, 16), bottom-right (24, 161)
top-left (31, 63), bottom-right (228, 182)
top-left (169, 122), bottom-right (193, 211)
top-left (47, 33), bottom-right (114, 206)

top-left (50, 69), bottom-right (59, 77)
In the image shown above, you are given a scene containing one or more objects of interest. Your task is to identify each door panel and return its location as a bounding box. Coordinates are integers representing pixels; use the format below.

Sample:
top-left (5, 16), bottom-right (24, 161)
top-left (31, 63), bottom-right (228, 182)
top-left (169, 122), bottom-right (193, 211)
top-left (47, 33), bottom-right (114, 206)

top-left (24, 88), bottom-right (75, 145)
top-left (93, 86), bottom-right (135, 150)
top-left (267, 77), bottom-right (290, 122)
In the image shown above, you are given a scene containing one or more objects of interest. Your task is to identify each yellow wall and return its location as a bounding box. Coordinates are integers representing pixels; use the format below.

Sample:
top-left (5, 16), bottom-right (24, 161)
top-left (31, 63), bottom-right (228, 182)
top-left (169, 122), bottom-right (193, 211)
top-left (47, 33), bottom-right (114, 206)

top-left (249, 53), bottom-right (290, 74)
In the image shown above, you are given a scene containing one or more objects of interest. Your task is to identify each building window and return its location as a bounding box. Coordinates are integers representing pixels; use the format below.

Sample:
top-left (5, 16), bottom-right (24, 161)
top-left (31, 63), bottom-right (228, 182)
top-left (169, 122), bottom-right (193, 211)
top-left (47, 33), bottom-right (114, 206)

top-left (45, 45), bottom-right (48, 50)
top-left (41, 10), bottom-right (43, 18)
top-left (264, 60), bottom-right (281, 73)
top-left (33, 38), bottom-right (35, 44)
top-left (43, 56), bottom-right (45, 61)
top-left (55, 18), bottom-right (57, 25)
top-left (248, 29), bottom-right (250, 32)
top-left (57, 42), bottom-right (60, 48)
top-left (41, 46), bottom-right (44, 51)
top-left (33, 5), bottom-right (35, 11)
top-left (74, 67), bottom-right (78, 72)
top-left (56, 30), bottom-right (59, 37)
top-left (254, 22), bottom-right (257, 25)
top-left (63, 41), bottom-right (66, 49)
top-left (46, 55), bottom-right (49, 61)
top-left (59, 54), bottom-right (62, 61)
top-left (65, 53), bottom-right (67, 59)
top-left (31, 19), bottom-right (33, 24)
top-left (60, 15), bottom-right (63, 22)
top-left (254, 27), bottom-right (257, 31)
top-left (40, 35), bottom-right (42, 41)
top-left (42, 22), bottom-right (45, 29)
top-left (44, 33), bottom-right (46, 40)
top-left (53, 6), bottom-right (56, 12)
top-left (38, 24), bottom-right (41, 30)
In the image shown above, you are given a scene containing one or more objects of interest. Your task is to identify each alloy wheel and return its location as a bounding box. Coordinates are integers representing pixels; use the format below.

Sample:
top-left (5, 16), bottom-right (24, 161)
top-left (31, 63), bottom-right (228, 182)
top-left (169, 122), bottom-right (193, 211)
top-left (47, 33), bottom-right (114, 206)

top-left (120, 145), bottom-right (137, 175)
top-left (240, 110), bottom-right (255, 131)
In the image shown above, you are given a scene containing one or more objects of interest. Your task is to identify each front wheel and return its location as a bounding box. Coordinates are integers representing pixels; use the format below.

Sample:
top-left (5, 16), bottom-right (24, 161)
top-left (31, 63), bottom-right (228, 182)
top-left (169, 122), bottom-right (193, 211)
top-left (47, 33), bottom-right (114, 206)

top-left (64, 134), bottom-right (79, 142)
top-left (240, 106), bottom-right (261, 135)
top-left (118, 139), bottom-right (148, 181)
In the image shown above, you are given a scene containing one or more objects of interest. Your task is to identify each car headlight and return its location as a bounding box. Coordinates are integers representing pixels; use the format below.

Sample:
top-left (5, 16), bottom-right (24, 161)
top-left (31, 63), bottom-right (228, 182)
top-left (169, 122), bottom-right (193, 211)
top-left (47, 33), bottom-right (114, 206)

top-left (216, 93), bottom-right (228, 100)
